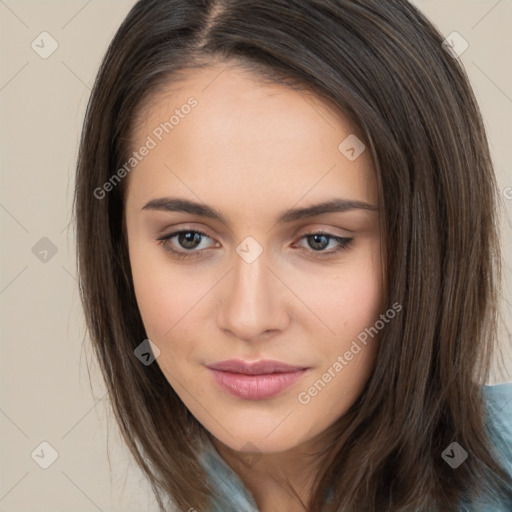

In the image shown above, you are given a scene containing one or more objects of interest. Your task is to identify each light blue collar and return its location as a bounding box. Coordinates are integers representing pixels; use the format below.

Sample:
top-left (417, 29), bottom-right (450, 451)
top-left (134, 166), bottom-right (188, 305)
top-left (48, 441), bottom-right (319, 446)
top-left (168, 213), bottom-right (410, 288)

top-left (197, 383), bottom-right (512, 511)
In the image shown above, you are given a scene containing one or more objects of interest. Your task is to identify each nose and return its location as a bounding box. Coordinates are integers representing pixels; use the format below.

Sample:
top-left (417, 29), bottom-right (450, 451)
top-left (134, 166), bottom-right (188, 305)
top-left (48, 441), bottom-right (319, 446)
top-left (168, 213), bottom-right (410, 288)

top-left (216, 246), bottom-right (290, 343)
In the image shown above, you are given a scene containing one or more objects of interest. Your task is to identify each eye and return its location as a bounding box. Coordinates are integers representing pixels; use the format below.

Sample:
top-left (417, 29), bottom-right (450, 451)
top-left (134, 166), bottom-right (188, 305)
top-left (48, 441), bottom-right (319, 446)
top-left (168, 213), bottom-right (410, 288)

top-left (156, 229), bottom-right (218, 259)
top-left (293, 232), bottom-right (354, 258)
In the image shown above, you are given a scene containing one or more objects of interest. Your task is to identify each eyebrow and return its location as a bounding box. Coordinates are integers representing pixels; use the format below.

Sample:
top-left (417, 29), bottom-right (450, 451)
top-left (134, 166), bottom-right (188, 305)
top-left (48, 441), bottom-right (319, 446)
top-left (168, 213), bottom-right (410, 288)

top-left (142, 197), bottom-right (377, 224)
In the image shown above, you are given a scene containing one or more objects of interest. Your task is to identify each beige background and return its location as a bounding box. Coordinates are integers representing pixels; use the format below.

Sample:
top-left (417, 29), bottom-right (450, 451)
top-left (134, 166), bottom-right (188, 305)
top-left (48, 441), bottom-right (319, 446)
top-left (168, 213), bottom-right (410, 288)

top-left (0, 1), bottom-right (511, 510)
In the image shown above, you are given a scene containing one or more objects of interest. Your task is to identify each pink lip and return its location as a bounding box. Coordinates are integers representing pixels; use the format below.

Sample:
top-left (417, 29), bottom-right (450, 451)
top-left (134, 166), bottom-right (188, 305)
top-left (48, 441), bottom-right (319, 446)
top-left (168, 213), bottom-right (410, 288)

top-left (206, 359), bottom-right (309, 400)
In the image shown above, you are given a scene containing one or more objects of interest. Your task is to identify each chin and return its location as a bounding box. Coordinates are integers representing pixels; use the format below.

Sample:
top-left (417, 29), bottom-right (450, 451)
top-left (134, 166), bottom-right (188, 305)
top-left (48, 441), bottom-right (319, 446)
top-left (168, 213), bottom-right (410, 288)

top-left (206, 416), bottom-right (317, 454)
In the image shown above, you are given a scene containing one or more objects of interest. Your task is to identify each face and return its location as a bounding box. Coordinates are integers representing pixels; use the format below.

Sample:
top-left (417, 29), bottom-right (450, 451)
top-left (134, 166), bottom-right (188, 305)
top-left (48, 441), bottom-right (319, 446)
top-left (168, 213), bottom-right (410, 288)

top-left (124, 61), bottom-right (383, 454)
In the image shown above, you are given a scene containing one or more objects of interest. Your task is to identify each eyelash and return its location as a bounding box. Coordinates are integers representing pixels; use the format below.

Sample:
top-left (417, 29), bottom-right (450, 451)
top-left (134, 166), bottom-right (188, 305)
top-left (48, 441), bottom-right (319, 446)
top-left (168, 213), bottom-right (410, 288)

top-left (156, 229), bottom-right (354, 260)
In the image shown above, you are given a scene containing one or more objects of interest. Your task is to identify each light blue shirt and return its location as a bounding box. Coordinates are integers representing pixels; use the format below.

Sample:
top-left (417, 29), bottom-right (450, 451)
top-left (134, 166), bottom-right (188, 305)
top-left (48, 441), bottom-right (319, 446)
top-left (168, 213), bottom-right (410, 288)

top-left (198, 383), bottom-right (512, 511)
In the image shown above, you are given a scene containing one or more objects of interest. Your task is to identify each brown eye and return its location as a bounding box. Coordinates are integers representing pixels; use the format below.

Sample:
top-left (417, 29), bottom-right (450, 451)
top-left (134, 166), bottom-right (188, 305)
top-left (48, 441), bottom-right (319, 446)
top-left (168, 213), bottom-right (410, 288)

top-left (176, 231), bottom-right (204, 249)
top-left (294, 232), bottom-right (354, 257)
top-left (306, 234), bottom-right (331, 251)
top-left (156, 230), bottom-right (216, 259)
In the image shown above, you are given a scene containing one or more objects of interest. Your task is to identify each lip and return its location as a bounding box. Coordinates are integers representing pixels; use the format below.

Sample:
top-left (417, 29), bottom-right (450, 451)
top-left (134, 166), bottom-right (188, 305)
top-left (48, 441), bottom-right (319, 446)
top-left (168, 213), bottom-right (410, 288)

top-left (206, 359), bottom-right (310, 400)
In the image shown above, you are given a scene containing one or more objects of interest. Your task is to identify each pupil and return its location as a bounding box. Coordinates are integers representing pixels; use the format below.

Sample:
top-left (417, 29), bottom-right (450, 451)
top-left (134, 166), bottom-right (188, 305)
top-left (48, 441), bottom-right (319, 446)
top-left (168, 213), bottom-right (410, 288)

top-left (180, 232), bottom-right (201, 249)
top-left (309, 234), bottom-right (328, 250)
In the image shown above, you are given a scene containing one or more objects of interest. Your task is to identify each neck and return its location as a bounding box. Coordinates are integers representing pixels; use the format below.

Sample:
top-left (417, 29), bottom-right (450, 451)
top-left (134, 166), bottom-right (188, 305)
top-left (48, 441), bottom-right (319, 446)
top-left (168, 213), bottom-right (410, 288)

top-left (211, 435), bottom-right (330, 512)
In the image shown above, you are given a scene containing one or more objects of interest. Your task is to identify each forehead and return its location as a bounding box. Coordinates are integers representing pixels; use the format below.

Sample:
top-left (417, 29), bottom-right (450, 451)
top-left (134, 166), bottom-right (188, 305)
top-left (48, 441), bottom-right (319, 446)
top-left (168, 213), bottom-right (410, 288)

top-left (126, 62), bottom-right (377, 214)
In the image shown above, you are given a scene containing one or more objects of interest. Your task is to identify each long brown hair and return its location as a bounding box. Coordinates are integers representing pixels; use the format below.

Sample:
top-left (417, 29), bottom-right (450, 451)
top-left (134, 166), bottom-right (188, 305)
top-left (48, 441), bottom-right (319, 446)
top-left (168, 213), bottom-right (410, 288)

top-left (74, 0), bottom-right (512, 510)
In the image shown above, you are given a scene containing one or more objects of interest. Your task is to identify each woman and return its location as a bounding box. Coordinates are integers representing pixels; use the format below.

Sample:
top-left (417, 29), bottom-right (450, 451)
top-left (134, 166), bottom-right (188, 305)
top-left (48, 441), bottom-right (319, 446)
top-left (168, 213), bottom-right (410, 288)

top-left (74, 0), bottom-right (512, 510)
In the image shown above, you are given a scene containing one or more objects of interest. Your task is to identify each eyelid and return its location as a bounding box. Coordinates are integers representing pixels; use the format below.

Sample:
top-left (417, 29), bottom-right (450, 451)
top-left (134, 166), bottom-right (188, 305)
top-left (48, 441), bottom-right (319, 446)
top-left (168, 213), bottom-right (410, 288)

top-left (294, 224), bottom-right (354, 238)
top-left (156, 222), bottom-right (215, 237)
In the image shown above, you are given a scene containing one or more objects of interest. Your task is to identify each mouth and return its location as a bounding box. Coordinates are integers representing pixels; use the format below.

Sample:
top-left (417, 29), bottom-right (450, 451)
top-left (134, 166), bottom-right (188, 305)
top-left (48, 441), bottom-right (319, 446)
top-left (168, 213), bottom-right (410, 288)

top-left (206, 359), bottom-right (310, 400)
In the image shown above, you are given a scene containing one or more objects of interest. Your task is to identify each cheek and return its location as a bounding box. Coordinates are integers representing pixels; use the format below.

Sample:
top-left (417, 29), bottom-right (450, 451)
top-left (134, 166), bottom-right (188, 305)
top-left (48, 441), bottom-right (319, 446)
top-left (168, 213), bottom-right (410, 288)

top-left (129, 239), bottom-right (187, 340)
top-left (299, 256), bottom-right (383, 421)
top-left (132, 272), bottom-right (203, 347)
top-left (128, 239), bottom-right (216, 372)
top-left (129, 245), bottom-right (170, 337)
top-left (129, 260), bottom-right (201, 386)
top-left (297, 245), bottom-right (383, 339)
top-left (341, 269), bottom-right (383, 334)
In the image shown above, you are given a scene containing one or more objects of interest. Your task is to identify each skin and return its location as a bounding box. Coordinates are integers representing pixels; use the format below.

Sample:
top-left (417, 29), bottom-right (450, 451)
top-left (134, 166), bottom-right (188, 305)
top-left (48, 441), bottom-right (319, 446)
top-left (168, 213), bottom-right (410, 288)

top-left (124, 60), bottom-right (383, 511)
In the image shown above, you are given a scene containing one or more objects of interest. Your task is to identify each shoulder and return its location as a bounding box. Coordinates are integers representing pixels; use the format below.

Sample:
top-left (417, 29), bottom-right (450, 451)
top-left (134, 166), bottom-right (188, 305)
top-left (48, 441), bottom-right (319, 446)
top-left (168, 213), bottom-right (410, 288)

top-left (481, 382), bottom-right (512, 474)
top-left (481, 382), bottom-right (512, 430)
top-left (461, 383), bottom-right (512, 511)
top-left (198, 439), bottom-right (259, 512)
top-left (482, 381), bottom-right (512, 408)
